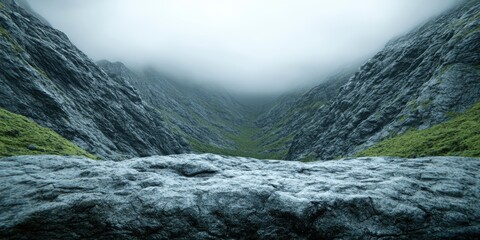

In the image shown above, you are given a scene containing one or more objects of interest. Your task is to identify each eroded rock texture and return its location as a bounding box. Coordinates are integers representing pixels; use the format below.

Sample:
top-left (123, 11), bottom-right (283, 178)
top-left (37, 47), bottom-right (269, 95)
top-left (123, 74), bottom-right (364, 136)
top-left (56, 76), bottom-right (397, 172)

top-left (1, 154), bottom-right (478, 239)
top-left (287, 0), bottom-right (480, 160)
top-left (98, 60), bottom-right (247, 151)
top-left (0, 0), bottom-right (189, 159)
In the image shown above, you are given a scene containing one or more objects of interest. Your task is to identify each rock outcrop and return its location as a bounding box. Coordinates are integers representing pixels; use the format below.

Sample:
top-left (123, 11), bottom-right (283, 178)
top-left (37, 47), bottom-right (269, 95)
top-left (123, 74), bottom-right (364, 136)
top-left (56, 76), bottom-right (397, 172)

top-left (287, 0), bottom-right (480, 160)
top-left (98, 61), bottom-right (247, 151)
top-left (255, 69), bottom-right (355, 158)
top-left (0, 0), bottom-right (189, 159)
top-left (1, 154), bottom-right (479, 239)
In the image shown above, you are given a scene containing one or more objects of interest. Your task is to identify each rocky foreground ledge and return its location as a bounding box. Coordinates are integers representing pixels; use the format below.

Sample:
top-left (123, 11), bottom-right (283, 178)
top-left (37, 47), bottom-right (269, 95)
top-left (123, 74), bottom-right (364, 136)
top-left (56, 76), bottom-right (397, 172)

top-left (0, 154), bottom-right (479, 239)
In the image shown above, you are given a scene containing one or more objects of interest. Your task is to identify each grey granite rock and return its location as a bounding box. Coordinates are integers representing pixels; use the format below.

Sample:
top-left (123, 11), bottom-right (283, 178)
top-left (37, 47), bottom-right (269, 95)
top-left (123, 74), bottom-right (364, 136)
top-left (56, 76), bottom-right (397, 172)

top-left (1, 154), bottom-right (479, 239)
top-left (0, 0), bottom-right (189, 159)
top-left (255, 69), bottom-right (356, 158)
top-left (13, 0), bottom-right (50, 26)
top-left (287, 0), bottom-right (480, 160)
top-left (98, 61), bottom-right (247, 151)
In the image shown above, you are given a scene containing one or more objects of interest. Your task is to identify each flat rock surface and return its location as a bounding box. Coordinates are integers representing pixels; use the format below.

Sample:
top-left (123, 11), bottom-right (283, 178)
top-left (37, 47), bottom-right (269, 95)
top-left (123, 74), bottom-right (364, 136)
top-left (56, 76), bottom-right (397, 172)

top-left (0, 154), bottom-right (479, 239)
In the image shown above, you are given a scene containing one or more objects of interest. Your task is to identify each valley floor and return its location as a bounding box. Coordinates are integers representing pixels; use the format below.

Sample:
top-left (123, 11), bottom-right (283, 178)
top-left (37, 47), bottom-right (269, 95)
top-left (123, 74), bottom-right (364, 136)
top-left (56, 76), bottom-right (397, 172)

top-left (189, 114), bottom-right (289, 160)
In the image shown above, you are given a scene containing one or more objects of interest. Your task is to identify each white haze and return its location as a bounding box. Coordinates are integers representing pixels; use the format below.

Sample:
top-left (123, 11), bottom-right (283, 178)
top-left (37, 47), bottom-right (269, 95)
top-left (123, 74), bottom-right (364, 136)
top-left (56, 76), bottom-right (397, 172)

top-left (28, 0), bottom-right (459, 94)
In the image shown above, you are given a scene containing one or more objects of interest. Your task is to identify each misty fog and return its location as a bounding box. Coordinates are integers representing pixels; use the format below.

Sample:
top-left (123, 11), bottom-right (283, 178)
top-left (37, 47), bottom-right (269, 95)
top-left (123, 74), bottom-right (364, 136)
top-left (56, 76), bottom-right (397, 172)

top-left (28, 0), bottom-right (459, 94)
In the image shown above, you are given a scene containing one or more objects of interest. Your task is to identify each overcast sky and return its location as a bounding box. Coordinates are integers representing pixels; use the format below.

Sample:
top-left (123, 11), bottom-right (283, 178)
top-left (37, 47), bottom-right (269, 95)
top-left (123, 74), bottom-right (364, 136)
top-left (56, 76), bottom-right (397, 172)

top-left (28, 0), bottom-right (459, 94)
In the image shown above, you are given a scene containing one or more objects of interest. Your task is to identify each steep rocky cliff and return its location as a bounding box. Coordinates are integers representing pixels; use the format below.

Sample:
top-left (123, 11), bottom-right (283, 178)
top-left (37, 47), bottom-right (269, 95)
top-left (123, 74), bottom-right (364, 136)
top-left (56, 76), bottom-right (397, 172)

top-left (255, 69), bottom-right (355, 159)
top-left (0, 0), bottom-right (189, 159)
top-left (1, 0), bottom-right (478, 162)
top-left (1, 154), bottom-right (478, 239)
top-left (98, 60), bottom-right (358, 159)
top-left (98, 61), bottom-right (247, 152)
top-left (1, 2), bottom-right (479, 238)
top-left (287, 0), bottom-right (480, 160)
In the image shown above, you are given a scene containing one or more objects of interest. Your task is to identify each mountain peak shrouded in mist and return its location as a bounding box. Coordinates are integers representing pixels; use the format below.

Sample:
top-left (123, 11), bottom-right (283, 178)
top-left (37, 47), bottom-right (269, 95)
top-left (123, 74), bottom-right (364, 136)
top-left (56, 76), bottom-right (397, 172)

top-left (1, 0), bottom-right (480, 238)
top-left (27, 0), bottom-right (459, 94)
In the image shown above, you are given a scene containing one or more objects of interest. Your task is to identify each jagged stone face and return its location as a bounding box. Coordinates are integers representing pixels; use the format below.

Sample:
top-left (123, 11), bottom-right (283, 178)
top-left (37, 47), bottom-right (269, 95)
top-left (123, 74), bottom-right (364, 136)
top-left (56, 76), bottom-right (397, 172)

top-left (287, 0), bottom-right (480, 160)
top-left (1, 154), bottom-right (478, 239)
top-left (255, 69), bottom-right (355, 158)
top-left (0, 0), bottom-right (189, 159)
top-left (97, 60), bottom-right (247, 152)
top-left (2, 0), bottom-right (479, 162)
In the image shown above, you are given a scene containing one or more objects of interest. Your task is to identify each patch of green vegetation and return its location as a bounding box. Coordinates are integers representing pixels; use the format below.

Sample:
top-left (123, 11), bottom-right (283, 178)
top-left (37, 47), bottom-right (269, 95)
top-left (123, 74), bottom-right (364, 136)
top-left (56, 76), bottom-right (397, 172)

top-left (406, 100), bottom-right (415, 107)
top-left (463, 25), bottom-right (480, 38)
top-left (439, 64), bottom-right (454, 76)
top-left (0, 27), bottom-right (8, 37)
top-left (186, 137), bottom-right (237, 156)
top-left (311, 101), bottom-right (324, 109)
top-left (0, 108), bottom-right (96, 159)
top-left (301, 101), bottom-right (324, 112)
top-left (300, 155), bottom-right (317, 163)
top-left (184, 105), bottom-right (294, 160)
top-left (420, 99), bottom-right (432, 109)
top-left (450, 11), bottom-right (480, 39)
top-left (358, 101), bottom-right (480, 158)
top-left (11, 41), bottom-right (24, 54)
top-left (156, 102), bottom-right (294, 160)
top-left (0, 26), bottom-right (24, 54)
top-left (262, 135), bottom-right (293, 151)
top-left (154, 100), bottom-right (292, 159)
top-left (189, 109), bottom-right (228, 136)
top-left (446, 110), bottom-right (461, 119)
top-left (371, 111), bottom-right (382, 120)
top-left (221, 100), bottom-right (322, 159)
top-left (406, 100), bottom-right (418, 109)
top-left (188, 116), bottom-right (289, 159)
top-left (32, 64), bottom-right (48, 78)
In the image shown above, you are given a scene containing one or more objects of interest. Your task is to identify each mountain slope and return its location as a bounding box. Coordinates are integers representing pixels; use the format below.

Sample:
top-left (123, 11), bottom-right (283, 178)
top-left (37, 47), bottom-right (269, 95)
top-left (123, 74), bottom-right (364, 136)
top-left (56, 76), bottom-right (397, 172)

top-left (2, 0), bottom-right (478, 162)
top-left (0, 108), bottom-right (95, 158)
top-left (0, 0), bottom-right (188, 159)
top-left (255, 69), bottom-right (355, 159)
top-left (99, 61), bottom-right (357, 159)
top-left (98, 61), bottom-right (247, 153)
top-left (359, 100), bottom-right (480, 158)
top-left (287, 0), bottom-right (480, 160)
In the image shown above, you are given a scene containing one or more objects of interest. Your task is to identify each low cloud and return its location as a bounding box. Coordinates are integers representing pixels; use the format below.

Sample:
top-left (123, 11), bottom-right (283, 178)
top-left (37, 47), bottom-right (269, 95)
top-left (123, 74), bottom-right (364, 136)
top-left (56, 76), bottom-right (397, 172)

top-left (29, 0), bottom-right (459, 94)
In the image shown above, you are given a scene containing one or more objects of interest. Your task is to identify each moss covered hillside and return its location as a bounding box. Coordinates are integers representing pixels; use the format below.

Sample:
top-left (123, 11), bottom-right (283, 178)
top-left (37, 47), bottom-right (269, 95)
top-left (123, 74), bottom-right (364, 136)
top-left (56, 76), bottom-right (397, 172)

top-left (359, 101), bottom-right (480, 158)
top-left (0, 108), bottom-right (96, 159)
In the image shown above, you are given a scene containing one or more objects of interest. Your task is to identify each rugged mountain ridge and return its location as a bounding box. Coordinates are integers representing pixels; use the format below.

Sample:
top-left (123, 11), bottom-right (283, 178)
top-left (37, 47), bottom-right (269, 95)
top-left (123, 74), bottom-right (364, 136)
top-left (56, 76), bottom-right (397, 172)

top-left (98, 60), bottom-right (355, 159)
top-left (1, 0), bottom-right (479, 161)
top-left (287, 0), bottom-right (480, 160)
top-left (96, 0), bottom-right (479, 161)
top-left (98, 61), bottom-right (247, 152)
top-left (0, 0), bottom-right (189, 159)
top-left (1, 2), bottom-right (480, 238)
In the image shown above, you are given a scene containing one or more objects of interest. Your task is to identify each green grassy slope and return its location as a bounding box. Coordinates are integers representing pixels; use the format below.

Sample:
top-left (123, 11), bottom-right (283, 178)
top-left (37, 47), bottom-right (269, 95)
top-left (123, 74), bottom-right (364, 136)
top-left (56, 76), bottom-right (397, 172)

top-left (0, 108), bottom-right (96, 159)
top-left (186, 97), bottom-right (326, 160)
top-left (186, 114), bottom-right (290, 160)
top-left (358, 101), bottom-right (480, 158)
